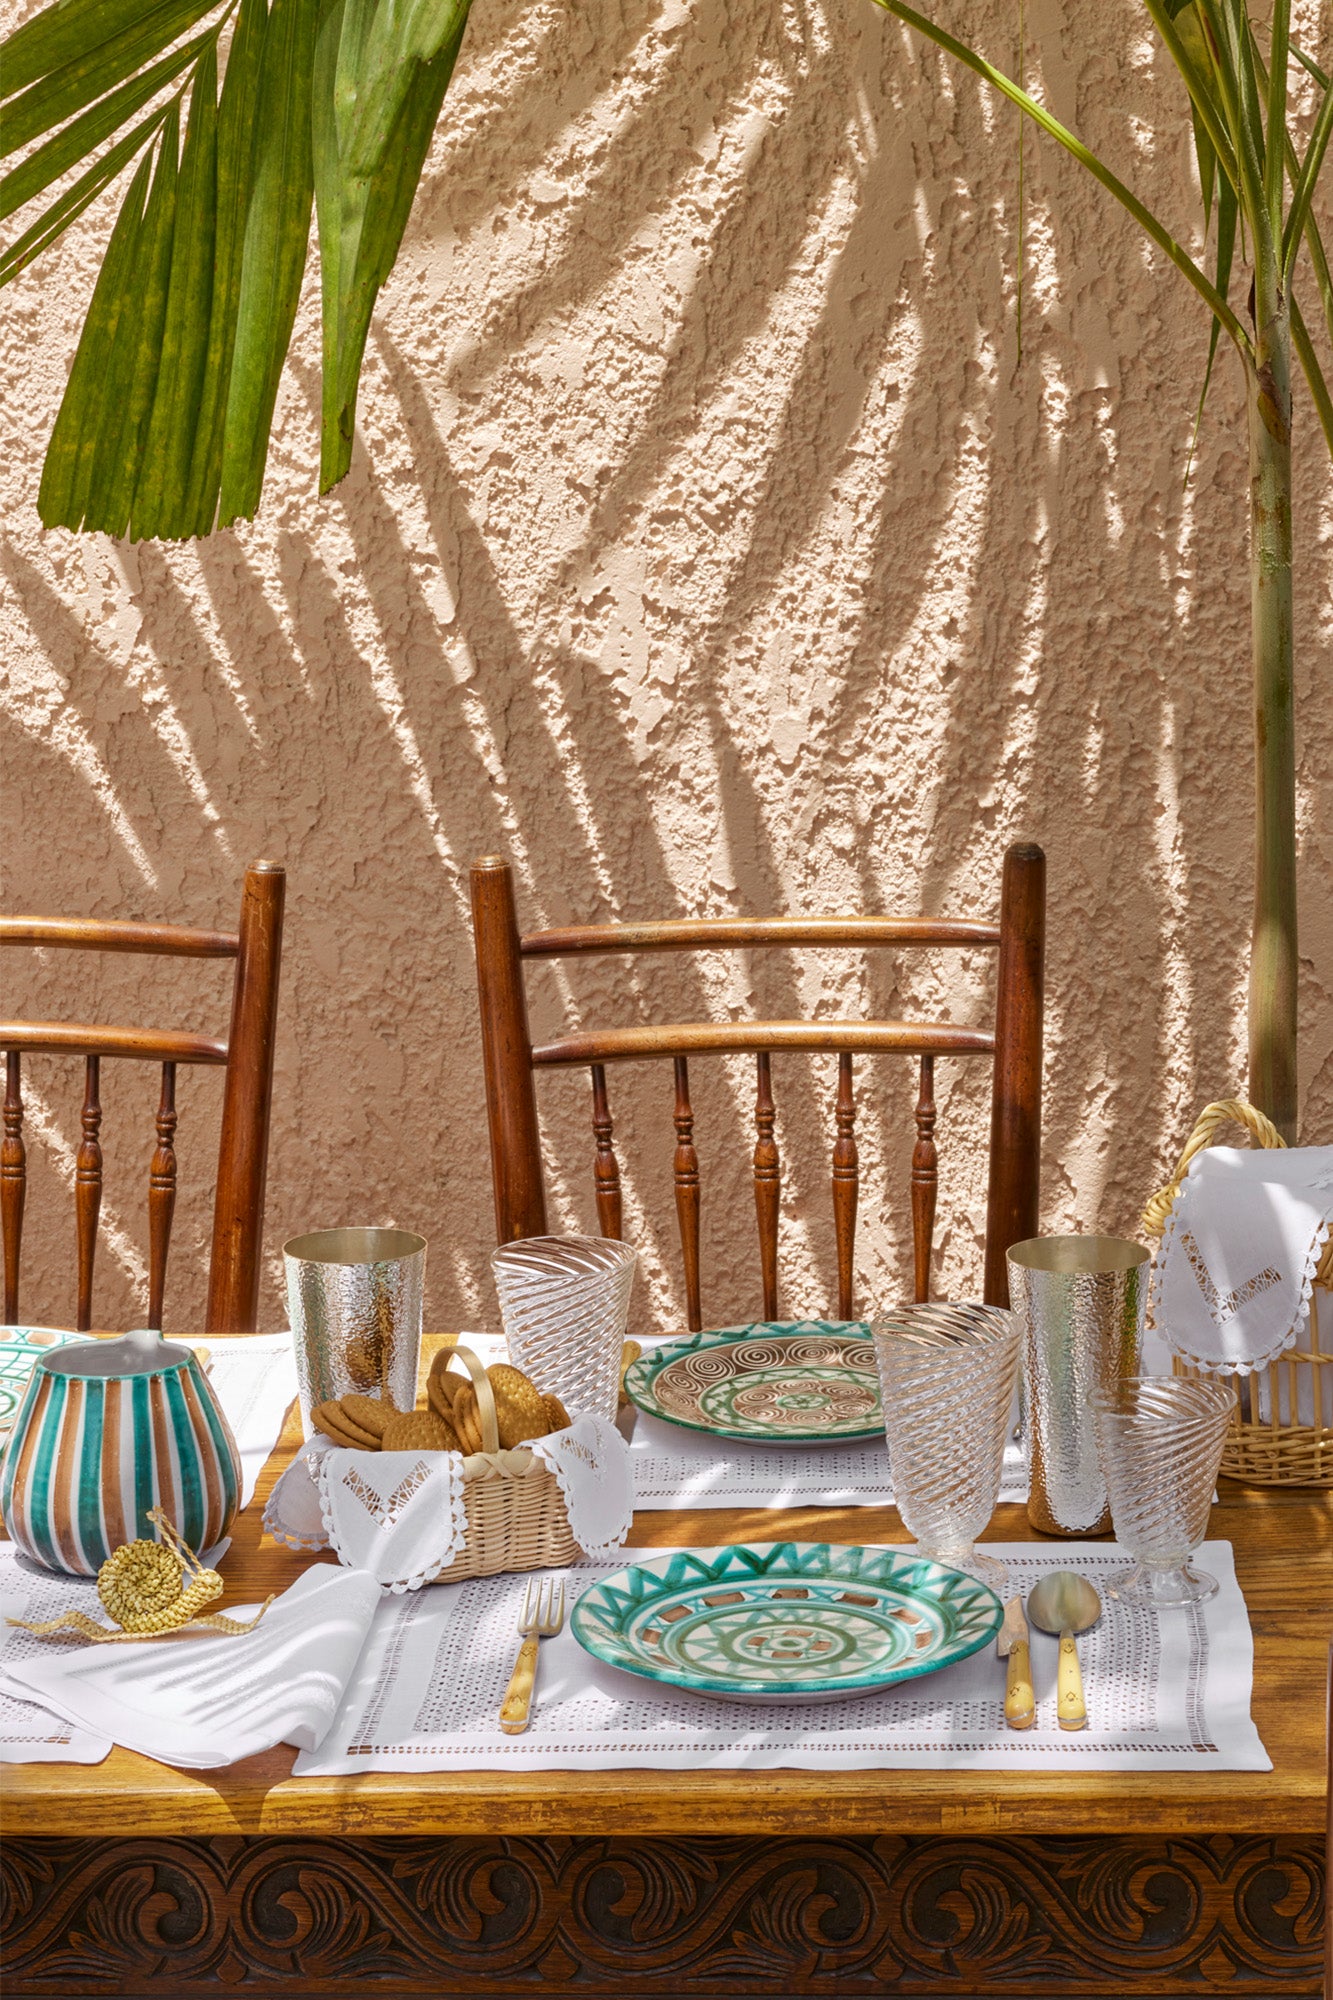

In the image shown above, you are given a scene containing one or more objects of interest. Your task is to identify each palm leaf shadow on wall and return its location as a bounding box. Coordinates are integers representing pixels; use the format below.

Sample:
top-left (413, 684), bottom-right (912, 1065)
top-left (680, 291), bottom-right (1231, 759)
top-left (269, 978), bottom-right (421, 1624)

top-left (0, 0), bottom-right (473, 537)
top-left (867, 0), bottom-right (1333, 1139)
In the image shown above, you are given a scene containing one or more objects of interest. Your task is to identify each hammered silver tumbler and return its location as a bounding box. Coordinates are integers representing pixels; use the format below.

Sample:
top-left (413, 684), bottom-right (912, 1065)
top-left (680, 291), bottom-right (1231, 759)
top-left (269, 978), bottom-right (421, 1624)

top-left (284, 1227), bottom-right (426, 1432)
top-left (1007, 1235), bottom-right (1147, 1535)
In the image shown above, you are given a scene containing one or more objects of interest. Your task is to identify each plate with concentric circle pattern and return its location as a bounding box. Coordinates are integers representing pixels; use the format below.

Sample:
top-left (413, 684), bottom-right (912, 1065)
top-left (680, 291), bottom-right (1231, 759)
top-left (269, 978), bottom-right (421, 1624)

top-left (624, 1320), bottom-right (881, 1444)
top-left (0, 1329), bottom-right (82, 1437)
top-left (572, 1542), bottom-right (1003, 1703)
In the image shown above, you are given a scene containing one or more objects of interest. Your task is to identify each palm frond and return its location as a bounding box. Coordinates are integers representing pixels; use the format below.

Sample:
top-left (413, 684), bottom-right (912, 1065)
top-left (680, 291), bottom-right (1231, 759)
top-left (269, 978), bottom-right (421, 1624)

top-left (314, 0), bottom-right (471, 491)
top-left (3, 0), bottom-right (473, 536)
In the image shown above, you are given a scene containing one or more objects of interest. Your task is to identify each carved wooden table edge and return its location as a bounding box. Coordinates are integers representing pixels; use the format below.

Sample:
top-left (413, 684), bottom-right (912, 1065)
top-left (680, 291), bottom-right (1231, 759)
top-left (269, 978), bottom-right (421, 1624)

top-left (2, 1832), bottom-right (1323, 1996)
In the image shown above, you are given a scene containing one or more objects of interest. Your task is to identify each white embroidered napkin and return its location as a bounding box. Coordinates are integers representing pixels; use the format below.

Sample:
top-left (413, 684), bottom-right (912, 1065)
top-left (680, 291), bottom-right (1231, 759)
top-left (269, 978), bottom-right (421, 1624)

top-left (314, 1447), bottom-right (470, 1590)
top-left (264, 1416), bottom-right (632, 1587)
top-left (0, 1564), bottom-right (380, 1769)
top-left (529, 1414), bottom-right (633, 1553)
top-left (1152, 1146), bottom-right (1333, 1373)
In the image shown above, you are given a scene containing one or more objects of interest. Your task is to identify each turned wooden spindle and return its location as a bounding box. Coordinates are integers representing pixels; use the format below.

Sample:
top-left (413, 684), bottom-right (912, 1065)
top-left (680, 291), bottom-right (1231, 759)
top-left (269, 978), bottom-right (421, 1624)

top-left (589, 1063), bottom-right (623, 1239)
top-left (75, 1054), bottom-right (103, 1332)
top-left (753, 1053), bottom-right (780, 1319)
top-left (831, 1052), bottom-right (858, 1319)
top-left (911, 1054), bottom-right (938, 1304)
top-left (2, 1050), bottom-right (25, 1324)
top-left (672, 1057), bottom-right (702, 1332)
top-left (147, 1062), bottom-right (178, 1330)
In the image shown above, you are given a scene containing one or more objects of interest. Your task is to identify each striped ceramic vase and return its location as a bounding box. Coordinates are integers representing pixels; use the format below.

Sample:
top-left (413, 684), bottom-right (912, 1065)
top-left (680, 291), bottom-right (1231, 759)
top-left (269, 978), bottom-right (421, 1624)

top-left (0, 1331), bottom-right (241, 1575)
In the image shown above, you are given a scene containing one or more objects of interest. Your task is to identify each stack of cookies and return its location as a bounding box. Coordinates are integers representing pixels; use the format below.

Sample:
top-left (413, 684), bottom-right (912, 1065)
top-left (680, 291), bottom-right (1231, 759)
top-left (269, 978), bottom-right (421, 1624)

top-left (311, 1347), bottom-right (571, 1456)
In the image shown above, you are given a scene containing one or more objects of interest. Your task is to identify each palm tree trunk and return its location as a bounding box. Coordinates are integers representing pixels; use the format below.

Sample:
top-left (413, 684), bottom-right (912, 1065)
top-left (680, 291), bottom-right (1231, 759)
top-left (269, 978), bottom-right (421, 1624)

top-left (1246, 263), bottom-right (1297, 1139)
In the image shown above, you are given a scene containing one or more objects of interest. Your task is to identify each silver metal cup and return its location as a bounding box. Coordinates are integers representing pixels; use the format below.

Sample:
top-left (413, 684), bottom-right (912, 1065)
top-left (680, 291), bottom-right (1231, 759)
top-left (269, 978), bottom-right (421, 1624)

top-left (1007, 1235), bottom-right (1147, 1535)
top-left (283, 1227), bottom-right (426, 1432)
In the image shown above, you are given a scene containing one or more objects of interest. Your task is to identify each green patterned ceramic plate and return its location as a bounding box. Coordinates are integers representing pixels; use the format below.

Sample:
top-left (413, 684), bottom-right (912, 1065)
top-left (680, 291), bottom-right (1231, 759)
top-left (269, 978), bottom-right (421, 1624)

top-left (624, 1320), bottom-right (881, 1444)
top-left (572, 1542), bottom-right (1003, 1704)
top-left (0, 1329), bottom-right (82, 1436)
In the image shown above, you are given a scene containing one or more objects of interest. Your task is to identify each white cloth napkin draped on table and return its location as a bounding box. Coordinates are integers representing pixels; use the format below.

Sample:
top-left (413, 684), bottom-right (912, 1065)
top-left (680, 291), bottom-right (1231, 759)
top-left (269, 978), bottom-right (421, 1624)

top-left (1, 1541), bottom-right (1267, 1774)
top-left (0, 1548), bottom-right (114, 1763)
top-left (263, 1413), bottom-right (633, 1587)
top-left (1152, 1147), bottom-right (1333, 1374)
top-left (2, 1563), bottom-right (378, 1768)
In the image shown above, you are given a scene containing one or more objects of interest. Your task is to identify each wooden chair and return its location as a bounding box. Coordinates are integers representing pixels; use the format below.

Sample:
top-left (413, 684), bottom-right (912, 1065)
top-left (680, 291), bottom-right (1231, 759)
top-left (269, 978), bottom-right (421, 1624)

top-left (1, 860), bottom-right (285, 1334)
top-left (471, 844), bottom-right (1044, 1325)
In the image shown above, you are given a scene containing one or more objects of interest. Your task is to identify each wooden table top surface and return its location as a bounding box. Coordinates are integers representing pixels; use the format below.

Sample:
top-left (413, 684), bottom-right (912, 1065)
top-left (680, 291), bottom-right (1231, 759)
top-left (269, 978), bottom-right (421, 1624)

top-left (3, 1346), bottom-right (1329, 1840)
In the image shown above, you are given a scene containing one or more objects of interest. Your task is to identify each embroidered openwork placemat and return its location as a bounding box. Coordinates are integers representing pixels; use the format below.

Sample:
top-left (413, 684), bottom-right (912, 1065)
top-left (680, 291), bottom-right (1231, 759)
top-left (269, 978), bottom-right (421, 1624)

top-left (293, 1539), bottom-right (1267, 1775)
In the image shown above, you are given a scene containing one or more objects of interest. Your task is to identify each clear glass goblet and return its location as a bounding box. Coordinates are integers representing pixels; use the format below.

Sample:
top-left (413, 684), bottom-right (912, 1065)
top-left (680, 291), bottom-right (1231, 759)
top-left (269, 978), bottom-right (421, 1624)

top-left (1091, 1376), bottom-right (1235, 1606)
top-left (872, 1302), bottom-right (1021, 1592)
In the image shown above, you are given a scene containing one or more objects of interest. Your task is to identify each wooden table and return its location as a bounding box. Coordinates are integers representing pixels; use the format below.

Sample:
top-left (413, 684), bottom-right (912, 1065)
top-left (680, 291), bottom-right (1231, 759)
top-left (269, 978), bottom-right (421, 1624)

top-left (3, 1394), bottom-right (1327, 1996)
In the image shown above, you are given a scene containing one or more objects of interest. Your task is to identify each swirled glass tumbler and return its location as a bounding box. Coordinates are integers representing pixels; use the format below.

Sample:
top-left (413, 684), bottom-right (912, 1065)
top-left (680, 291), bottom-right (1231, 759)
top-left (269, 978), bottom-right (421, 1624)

top-left (872, 1303), bottom-right (1021, 1591)
top-left (1091, 1376), bottom-right (1235, 1605)
top-left (493, 1235), bottom-right (637, 1420)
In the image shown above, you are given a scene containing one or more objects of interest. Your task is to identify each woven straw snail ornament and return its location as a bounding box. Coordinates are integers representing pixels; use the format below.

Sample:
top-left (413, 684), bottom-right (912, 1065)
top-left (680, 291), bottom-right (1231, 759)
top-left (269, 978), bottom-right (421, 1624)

top-left (8, 1509), bottom-right (274, 1644)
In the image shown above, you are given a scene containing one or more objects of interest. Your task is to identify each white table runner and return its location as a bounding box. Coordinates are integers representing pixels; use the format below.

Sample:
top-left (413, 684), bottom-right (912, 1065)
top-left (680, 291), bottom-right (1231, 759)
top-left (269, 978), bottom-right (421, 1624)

top-left (294, 1540), bottom-right (1267, 1775)
top-left (195, 1332), bottom-right (299, 1506)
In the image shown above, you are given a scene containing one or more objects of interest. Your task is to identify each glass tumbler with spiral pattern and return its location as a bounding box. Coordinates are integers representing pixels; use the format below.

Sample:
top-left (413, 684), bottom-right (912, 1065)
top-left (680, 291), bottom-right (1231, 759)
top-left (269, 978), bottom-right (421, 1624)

top-left (1091, 1376), bottom-right (1235, 1606)
top-left (493, 1235), bottom-right (637, 1420)
top-left (872, 1303), bottom-right (1021, 1591)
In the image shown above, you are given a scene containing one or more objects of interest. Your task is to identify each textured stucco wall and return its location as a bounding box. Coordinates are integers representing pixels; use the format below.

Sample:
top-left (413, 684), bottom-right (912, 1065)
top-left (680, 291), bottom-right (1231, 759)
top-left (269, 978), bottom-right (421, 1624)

top-left (2, 0), bottom-right (1331, 1339)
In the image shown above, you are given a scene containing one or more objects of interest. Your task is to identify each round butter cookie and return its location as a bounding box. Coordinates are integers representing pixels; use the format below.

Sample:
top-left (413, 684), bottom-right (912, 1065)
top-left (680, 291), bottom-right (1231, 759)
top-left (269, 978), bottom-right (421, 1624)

top-left (451, 1383), bottom-right (485, 1454)
top-left (312, 1401), bottom-right (379, 1449)
top-left (341, 1394), bottom-right (390, 1438)
top-left (486, 1363), bottom-right (549, 1447)
top-left (381, 1410), bottom-right (454, 1452)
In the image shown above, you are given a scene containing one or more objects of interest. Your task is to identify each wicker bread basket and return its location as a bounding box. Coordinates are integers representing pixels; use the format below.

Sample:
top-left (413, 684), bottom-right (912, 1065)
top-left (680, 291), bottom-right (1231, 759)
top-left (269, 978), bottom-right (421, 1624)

top-left (429, 1344), bottom-right (581, 1582)
top-left (1142, 1100), bottom-right (1333, 1487)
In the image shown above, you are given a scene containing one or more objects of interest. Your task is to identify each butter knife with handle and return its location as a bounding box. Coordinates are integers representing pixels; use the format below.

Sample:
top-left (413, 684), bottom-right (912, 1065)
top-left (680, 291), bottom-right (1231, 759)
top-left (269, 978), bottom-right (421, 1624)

top-left (996, 1595), bottom-right (1035, 1730)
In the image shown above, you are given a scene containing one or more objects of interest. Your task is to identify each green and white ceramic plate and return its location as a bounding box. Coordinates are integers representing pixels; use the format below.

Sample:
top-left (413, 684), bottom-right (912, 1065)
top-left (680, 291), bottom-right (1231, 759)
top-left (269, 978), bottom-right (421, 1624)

top-left (572, 1542), bottom-right (1003, 1704)
top-left (0, 1329), bottom-right (82, 1437)
top-left (624, 1320), bottom-right (881, 1444)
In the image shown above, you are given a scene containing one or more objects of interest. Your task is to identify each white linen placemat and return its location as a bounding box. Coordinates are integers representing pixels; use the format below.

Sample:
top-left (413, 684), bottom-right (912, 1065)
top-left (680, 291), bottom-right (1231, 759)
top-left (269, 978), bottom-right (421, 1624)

top-left (293, 1539), bottom-right (1268, 1775)
top-left (0, 1547), bottom-right (114, 1763)
top-left (457, 1332), bottom-right (1028, 1510)
top-left (197, 1332), bottom-right (299, 1505)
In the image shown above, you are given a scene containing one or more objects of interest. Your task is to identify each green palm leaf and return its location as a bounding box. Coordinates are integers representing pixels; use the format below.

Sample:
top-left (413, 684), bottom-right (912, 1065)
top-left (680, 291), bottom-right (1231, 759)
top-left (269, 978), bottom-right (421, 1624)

top-left (217, 0), bottom-right (321, 525)
top-left (1, 0), bottom-right (218, 156)
top-left (2, 0), bottom-right (473, 536)
top-left (314, 0), bottom-right (471, 491)
top-left (132, 48), bottom-right (217, 536)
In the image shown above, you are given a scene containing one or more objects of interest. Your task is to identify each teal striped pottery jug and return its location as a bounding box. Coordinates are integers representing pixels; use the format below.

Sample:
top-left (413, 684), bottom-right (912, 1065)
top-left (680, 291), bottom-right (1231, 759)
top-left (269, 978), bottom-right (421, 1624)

top-left (0, 1329), bottom-right (241, 1574)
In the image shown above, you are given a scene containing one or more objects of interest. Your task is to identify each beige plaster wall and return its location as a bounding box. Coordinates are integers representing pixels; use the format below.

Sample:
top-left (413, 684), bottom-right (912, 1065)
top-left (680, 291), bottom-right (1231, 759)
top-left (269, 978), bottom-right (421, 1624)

top-left (2, 0), bottom-right (1331, 1340)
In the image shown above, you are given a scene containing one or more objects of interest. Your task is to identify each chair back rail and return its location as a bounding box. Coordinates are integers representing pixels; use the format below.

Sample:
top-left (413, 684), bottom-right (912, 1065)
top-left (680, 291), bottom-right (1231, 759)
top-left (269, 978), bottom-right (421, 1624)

top-left (471, 846), bottom-right (1044, 1328)
top-left (0, 861), bottom-right (284, 1334)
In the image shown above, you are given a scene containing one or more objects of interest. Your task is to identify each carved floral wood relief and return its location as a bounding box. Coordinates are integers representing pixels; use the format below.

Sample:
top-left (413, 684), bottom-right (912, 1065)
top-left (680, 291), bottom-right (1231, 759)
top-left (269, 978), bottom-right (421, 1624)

top-left (2, 1834), bottom-right (1323, 1995)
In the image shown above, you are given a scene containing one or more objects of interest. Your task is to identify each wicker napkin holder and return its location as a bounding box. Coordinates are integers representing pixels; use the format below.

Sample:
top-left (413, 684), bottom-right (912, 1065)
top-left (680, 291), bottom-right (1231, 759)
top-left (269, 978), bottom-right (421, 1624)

top-left (430, 1345), bottom-right (581, 1582)
top-left (1143, 1099), bottom-right (1333, 1487)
